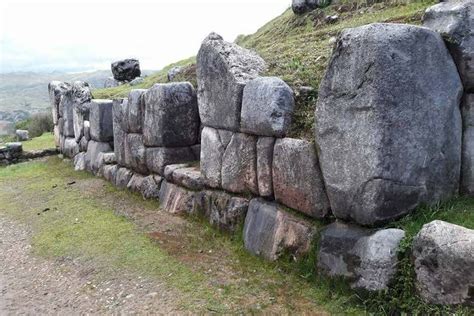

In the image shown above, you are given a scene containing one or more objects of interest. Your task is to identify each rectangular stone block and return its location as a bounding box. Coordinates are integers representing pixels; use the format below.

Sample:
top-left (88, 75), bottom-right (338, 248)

top-left (124, 133), bottom-right (148, 174)
top-left (113, 99), bottom-right (127, 166)
top-left (143, 82), bottom-right (199, 147)
top-left (89, 99), bottom-right (114, 142)
top-left (145, 146), bottom-right (196, 176)
top-left (125, 89), bottom-right (146, 133)
top-left (85, 140), bottom-right (112, 174)
top-left (257, 137), bottom-right (275, 197)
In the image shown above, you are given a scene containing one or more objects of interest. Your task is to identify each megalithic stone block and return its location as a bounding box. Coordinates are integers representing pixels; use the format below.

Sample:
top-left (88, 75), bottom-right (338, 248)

top-left (89, 99), bottom-right (114, 142)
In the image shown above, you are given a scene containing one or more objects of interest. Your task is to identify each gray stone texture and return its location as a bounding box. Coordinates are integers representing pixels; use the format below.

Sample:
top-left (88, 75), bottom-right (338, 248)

top-left (127, 173), bottom-right (146, 194)
top-left (125, 89), bottom-right (146, 133)
top-left (195, 190), bottom-right (249, 232)
top-left (104, 77), bottom-right (120, 88)
top-left (168, 166), bottom-right (204, 191)
top-left (423, 1), bottom-right (474, 91)
top-left (257, 137), bottom-right (275, 197)
top-left (102, 164), bottom-right (119, 184)
top-left (462, 96), bottom-right (474, 195)
top-left (159, 181), bottom-right (196, 215)
top-left (243, 198), bottom-right (314, 261)
top-left (85, 140), bottom-right (112, 174)
top-left (273, 138), bottom-right (329, 218)
top-left (74, 152), bottom-right (86, 171)
top-left (413, 220), bottom-right (474, 306)
top-left (141, 175), bottom-right (163, 199)
top-left (63, 137), bottom-right (79, 158)
top-left (48, 81), bottom-right (71, 123)
top-left (241, 77), bottom-right (294, 137)
top-left (111, 59), bottom-right (141, 82)
top-left (84, 120), bottom-right (91, 141)
top-left (196, 33), bottom-right (266, 131)
top-left (145, 146), bottom-right (196, 176)
top-left (113, 99), bottom-right (127, 166)
top-left (315, 23), bottom-right (463, 226)
top-left (15, 130), bottom-right (29, 141)
top-left (200, 127), bottom-right (225, 188)
top-left (59, 90), bottom-right (75, 137)
top-left (115, 167), bottom-right (134, 189)
top-left (317, 222), bottom-right (405, 291)
top-left (79, 136), bottom-right (88, 153)
top-left (89, 99), bottom-right (114, 142)
top-left (124, 133), bottom-right (148, 174)
top-left (143, 82), bottom-right (199, 147)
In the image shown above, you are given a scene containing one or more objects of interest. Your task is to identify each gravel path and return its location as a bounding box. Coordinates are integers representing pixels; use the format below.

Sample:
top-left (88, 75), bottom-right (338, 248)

top-left (0, 216), bottom-right (182, 315)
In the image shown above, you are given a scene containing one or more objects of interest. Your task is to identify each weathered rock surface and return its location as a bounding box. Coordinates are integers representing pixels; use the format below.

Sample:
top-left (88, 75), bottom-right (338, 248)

top-left (115, 167), bottom-right (134, 189)
top-left (104, 77), bottom-right (120, 88)
top-left (200, 127), bottom-right (225, 188)
top-left (222, 133), bottom-right (258, 194)
top-left (413, 220), bottom-right (474, 306)
top-left (168, 166), bottom-right (204, 191)
top-left (15, 130), bottom-right (29, 141)
top-left (73, 108), bottom-right (85, 142)
top-left (243, 198), bottom-right (314, 261)
top-left (113, 99), bottom-right (127, 166)
top-left (315, 23), bottom-right (463, 226)
top-left (241, 77), bottom-right (294, 137)
top-left (125, 89), bottom-right (146, 133)
top-left (195, 190), bottom-right (249, 232)
top-left (63, 137), bottom-right (79, 158)
top-left (111, 59), bottom-right (141, 82)
top-left (143, 83), bottom-right (199, 147)
top-left (73, 152), bottom-right (86, 171)
top-left (85, 140), bottom-right (112, 174)
top-left (196, 33), bottom-right (266, 131)
top-left (48, 81), bottom-right (70, 123)
top-left (102, 164), bottom-right (119, 183)
top-left (79, 136), bottom-right (89, 152)
top-left (164, 163), bottom-right (190, 181)
top-left (273, 138), bottom-right (329, 218)
top-left (141, 175), bottom-right (163, 199)
top-left (159, 181), bottom-right (196, 214)
top-left (318, 222), bottom-right (405, 291)
top-left (125, 133), bottom-right (148, 174)
top-left (59, 91), bottom-right (75, 137)
top-left (83, 120), bottom-right (91, 141)
top-left (423, 1), bottom-right (474, 91)
top-left (257, 137), bottom-right (275, 197)
top-left (127, 173), bottom-right (146, 194)
top-left (167, 66), bottom-right (182, 82)
top-left (89, 100), bottom-right (114, 142)
top-left (145, 147), bottom-right (196, 175)
top-left (462, 94), bottom-right (474, 195)
top-left (101, 152), bottom-right (116, 165)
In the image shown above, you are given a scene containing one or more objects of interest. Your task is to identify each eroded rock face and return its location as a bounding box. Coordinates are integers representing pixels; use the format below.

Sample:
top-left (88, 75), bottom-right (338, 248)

top-left (241, 77), bottom-right (294, 137)
top-left (63, 137), bottom-right (79, 158)
top-left (159, 181), bottom-right (196, 214)
top-left (413, 220), bottom-right (474, 306)
top-left (127, 173), bottom-right (146, 194)
top-left (423, 1), bottom-right (474, 91)
top-left (167, 166), bottom-right (204, 191)
top-left (145, 147), bottom-right (196, 175)
top-left (102, 164), bottom-right (119, 183)
top-left (83, 121), bottom-right (91, 141)
top-left (317, 222), bottom-right (405, 291)
top-left (273, 138), bottom-right (329, 218)
top-left (143, 83), bottom-right (200, 147)
top-left (291, 0), bottom-right (323, 15)
top-left (89, 100), bottom-right (114, 142)
top-left (195, 190), bottom-right (249, 232)
top-left (197, 33), bottom-right (266, 131)
top-left (141, 175), bottom-right (162, 199)
top-left (257, 137), bottom-right (275, 197)
top-left (115, 167), bottom-right (134, 189)
top-left (85, 140), bottom-right (112, 174)
top-left (125, 89), bottom-right (146, 133)
top-left (243, 198), bottom-right (314, 261)
top-left (221, 133), bottom-right (258, 195)
top-left (59, 91), bottom-right (75, 137)
top-left (111, 59), bottom-right (141, 82)
top-left (315, 23), bottom-right (463, 226)
top-left (124, 133), bottom-right (148, 174)
top-left (200, 127), bottom-right (225, 188)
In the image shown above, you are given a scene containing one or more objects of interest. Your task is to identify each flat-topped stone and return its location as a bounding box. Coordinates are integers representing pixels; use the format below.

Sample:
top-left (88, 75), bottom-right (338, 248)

top-left (89, 99), bottom-right (114, 142)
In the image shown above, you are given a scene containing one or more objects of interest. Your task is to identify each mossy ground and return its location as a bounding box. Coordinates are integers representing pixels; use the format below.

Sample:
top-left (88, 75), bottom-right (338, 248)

top-left (20, 132), bottom-right (55, 151)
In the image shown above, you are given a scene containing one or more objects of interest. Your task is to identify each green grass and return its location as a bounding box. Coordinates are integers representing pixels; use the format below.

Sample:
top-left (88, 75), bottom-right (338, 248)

top-left (20, 132), bottom-right (55, 151)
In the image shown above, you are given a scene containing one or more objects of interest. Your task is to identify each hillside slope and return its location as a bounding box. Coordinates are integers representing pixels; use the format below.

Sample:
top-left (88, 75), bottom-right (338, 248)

top-left (93, 1), bottom-right (437, 139)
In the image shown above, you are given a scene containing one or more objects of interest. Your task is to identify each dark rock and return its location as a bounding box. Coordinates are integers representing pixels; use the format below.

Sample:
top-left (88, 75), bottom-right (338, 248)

top-left (141, 175), bottom-right (163, 199)
top-left (241, 77), bottom-right (294, 137)
top-left (221, 133), bottom-right (258, 195)
top-left (104, 77), bottom-right (120, 88)
top-left (273, 138), bottom-right (330, 218)
top-left (143, 82), bottom-right (199, 147)
top-left (145, 146), bottom-right (196, 175)
top-left (243, 198), bottom-right (314, 261)
top-left (89, 100), bottom-right (114, 142)
top-left (195, 190), bottom-right (249, 232)
top-left (196, 33), bottom-right (266, 131)
top-left (257, 137), bottom-right (275, 197)
top-left (325, 15), bottom-right (339, 24)
top-left (318, 222), bottom-right (405, 291)
top-left (111, 59), bottom-right (141, 82)
top-left (315, 23), bottom-right (463, 226)
top-left (413, 220), bottom-right (474, 306)
top-left (124, 133), bottom-right (148, 174)
top-left (159, 181), bottom-right (196, 214)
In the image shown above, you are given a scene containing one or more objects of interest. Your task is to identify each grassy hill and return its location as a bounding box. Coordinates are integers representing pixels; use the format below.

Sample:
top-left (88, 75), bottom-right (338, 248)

top-left (93, 0), bottom-right (437, 140)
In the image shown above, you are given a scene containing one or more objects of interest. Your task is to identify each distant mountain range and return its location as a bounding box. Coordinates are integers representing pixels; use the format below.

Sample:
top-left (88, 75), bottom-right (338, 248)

top-left (0, 70), bottom-right (154, 122)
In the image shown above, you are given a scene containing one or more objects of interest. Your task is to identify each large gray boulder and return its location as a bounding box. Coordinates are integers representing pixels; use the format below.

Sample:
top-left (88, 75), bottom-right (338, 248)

top-left (125, 89), bottom-right (146, 133)
top-left (143, 83), bottom-right (199, 147)
top-left (145, 146), bottom-right (196, 175)
top-left (221, 133), bottom-right (258, 195)
top-left (257, 137), bottom-right (275, 197)
top-left (423, 1), bottom-right (474, 91)
top-left (159, 181), bottom-right (196, 214)
top-left (85, 140), bottom-right (112, 174)
top-left (63, 137), bottom-right (79, 158)
top-left (89, 100), bottom-right (114, 142)
top-left (241, 77), bottom-right (294, 137)
top-left (413, 220), bottom-right (474, 306)
top-left (462, 94), bottom-right (474, 194)
top-left (112, 99), bottom-right (127, 166)
top-left (124, 133), bottom-right (148, 174)
top-left (111, 59), bottom-right (141, 82)
top-left (196, 33), bottom-right (266, 131)
top-left (315, 23), bottom-right (463, 226)
top-left (200, 127), bottom-right (227, 188)
top-left (243, 198), bottom-right (314, 261)
top-left (318, 222), bottom-right (405, 291)
top-left (195, 190), bottom-right (249, 232)
top-left (273, 138), bottom-right (330, 218)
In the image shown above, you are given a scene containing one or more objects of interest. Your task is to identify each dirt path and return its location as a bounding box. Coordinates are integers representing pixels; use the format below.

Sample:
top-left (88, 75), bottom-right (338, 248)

top-left (0, 216), bottom-right (181, 314)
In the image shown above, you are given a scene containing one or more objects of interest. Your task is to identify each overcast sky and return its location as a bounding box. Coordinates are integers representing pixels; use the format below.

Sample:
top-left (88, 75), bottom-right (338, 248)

top-left (0, 0), bottom-right (291, 74)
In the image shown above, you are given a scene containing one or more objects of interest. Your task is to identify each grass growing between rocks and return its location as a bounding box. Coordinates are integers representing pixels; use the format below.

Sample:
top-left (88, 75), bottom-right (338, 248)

top-left (20, 132), bottom-right (55, 151)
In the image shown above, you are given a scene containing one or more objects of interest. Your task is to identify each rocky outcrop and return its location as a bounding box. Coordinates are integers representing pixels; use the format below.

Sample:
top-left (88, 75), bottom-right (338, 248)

top-left (243, 198), bottom-right (315, 261)
top-left (315, 23), bottom-right (463, 226)
top-left (111, 59), bottom-right (141, 82)
top-left (197, 33), bottom-right (266, 131)
top-left (273, 138), bottom-right (329, 218)
top-left (413, 220), bottom-right (474, 306)
top-left (318, 222), bottom-right (405, 291)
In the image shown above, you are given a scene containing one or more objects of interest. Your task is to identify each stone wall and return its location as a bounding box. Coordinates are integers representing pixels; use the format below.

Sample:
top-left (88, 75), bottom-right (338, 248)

top-left (48, 1), bottom-right (474, 307)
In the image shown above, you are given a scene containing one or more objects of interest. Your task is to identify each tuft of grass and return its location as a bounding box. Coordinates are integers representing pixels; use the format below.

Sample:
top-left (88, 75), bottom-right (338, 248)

top-left (20, 132), bottom-right (56, 151)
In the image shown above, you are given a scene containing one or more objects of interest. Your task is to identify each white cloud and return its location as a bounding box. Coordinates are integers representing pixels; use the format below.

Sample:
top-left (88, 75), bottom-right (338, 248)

top-left (0, 0), bottom-right (291, 73)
